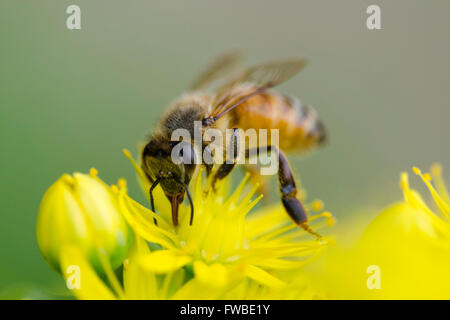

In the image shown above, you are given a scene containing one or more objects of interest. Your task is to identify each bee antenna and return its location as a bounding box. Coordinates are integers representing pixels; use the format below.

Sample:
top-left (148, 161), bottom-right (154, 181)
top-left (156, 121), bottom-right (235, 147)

top-left (183, 183), bottom-right (194, 226)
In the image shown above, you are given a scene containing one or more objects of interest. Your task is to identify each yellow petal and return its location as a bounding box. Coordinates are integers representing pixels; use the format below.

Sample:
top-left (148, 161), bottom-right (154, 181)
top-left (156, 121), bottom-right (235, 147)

top-left (60, 246), bottom-right (116, 300)
top-left (170, 279), bottom-right (223, 300)
top-left (245, 264), bottom-right (285, 288)
top-left (193, 261), bottom-right (228, 288)
top-left (118, 192), bottom-right (177, 249)
top-left (138, 250), bottom-right (191, 273)
top-left (123, 236), bottom-right (159, 299)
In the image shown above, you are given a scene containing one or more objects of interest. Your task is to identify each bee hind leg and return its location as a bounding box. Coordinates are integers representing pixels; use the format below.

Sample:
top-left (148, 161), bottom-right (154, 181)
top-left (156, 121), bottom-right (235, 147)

top-left (276, 147), bottom-right (321, 238)
top-left (208, 132), bottom-right (321, 238)
top-left (247, 146), bottom-right (321, 238)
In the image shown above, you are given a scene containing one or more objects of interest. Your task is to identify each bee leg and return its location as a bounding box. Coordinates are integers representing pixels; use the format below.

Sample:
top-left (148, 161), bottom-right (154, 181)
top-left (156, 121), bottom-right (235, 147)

top-left (149, 178), bottom-right (161, 225)
top-left (246, 146), bottom-right (321, 238)
top-left (276, 148), bottom-right (321, 238)
top-left (203, 145), bottom-right (214, 177)
top-left (202, 145), bottom-right (216, 197)
top-left (211, 128), bottom-right (239, 191)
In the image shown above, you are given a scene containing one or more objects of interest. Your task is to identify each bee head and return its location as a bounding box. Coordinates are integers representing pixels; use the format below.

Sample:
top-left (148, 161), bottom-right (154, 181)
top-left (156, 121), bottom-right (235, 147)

top-left (141, 139), bottom-right (197, 226)
top-left (142, 139), bottom-right (197, 193)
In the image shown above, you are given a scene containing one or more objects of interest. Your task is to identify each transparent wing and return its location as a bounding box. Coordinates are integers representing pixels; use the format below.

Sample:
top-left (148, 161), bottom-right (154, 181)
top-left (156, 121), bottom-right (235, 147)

top-left (205, 58), bottom-right (306, 123)
top-left (189, 49), bottom-right (244, 91)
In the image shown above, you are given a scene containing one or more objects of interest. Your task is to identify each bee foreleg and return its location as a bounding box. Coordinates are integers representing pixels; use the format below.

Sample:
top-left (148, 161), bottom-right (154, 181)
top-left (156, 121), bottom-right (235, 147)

top-left (149, 178), bottom-right (161, 225)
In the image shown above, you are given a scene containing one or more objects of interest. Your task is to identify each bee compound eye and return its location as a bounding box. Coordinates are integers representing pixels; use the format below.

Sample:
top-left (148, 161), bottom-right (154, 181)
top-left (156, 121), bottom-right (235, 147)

top-left (143, 143), bottom-right (151, 155)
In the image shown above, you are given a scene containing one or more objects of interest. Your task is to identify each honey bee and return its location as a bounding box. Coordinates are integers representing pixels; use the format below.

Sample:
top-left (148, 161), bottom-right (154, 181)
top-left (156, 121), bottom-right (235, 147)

top-left (141, 50), bottom-right (326, 237)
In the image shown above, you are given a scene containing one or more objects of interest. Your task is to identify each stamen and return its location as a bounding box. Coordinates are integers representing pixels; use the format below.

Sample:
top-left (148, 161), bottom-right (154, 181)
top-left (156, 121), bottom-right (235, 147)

top-left (311, 199), bottom-right (324, 212)
top-left (308, 211), bottom-right (335, 226)
top-left (431, 163), bottom-right (442, 176)
top-left (431, 163), bottom-right (450, 205)
top-left (226, 173), bottom-right (251, 206)
top-left (257, 222), bottom-right (297, 242)
top-left (123, 149), bottom-right (132, 159)
top-left (123, 148), bottom-right (149, 184)
top-left (321, 211), bottom-right (332, 218)
top-left (111, 185), bottom-right (119, 194)
top-left (322, 211), bottom-right (336, 226)
top-left (242, 194), bottom-right (263, 217)
top-left (413, 167), bottom-right (450, 221)
top-left (400, 172), bottom-right (409, 192)
top-left (89, 168), bottom-right (98, 177)
top-left (118, 178), bottom-right (127, 189)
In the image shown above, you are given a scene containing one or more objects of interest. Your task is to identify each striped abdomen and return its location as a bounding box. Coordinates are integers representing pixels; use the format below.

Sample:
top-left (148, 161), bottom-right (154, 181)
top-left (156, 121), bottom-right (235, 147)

top-left (229, 90), bottom-right (326, 152)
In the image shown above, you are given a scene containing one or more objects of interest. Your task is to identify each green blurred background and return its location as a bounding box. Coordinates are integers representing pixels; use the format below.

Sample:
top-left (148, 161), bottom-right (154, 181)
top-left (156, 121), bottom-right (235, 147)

top-left (1, 0), bottom-right (449, 297)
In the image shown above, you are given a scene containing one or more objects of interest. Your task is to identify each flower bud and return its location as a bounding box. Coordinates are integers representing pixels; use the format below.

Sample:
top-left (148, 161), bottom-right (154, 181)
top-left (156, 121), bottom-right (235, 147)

top-left (36, 169), bottom-right (133, 274)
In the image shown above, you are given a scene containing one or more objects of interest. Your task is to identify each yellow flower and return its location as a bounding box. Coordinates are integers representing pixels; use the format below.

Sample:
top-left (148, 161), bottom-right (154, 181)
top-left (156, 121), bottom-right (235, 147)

top-left (36, 169), bottom-right (133, 274)
top-left (120, 149), bottom-right (333, 293)
top-left (59, 234), bottom-right (190, 300)
top-left (314, 164), bottom-right (450, 299)
top-left (57, 150), bottom-right (333, 299)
